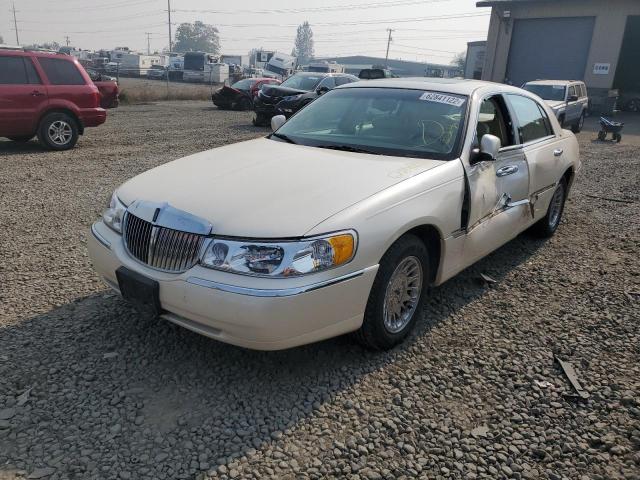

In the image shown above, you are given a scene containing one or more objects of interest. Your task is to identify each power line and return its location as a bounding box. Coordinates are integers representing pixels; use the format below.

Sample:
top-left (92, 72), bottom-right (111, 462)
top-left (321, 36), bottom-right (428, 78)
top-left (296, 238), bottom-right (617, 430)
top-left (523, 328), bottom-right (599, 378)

top-left (145, 32), bottom-right (151, 54)
top-left (172, 0), bottom-right (448, 15)
top-left (167, 0), bottom-right (173, 52)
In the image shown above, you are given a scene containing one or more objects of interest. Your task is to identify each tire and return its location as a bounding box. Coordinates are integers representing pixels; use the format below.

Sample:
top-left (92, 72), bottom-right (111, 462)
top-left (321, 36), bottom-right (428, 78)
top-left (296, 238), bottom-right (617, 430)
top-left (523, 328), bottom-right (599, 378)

top-left (529, 179), bottom-right (567, 238)
top-left (597, 131), bottom-right (606, 141)
top-left (614, 133), bottom-right (622, 143)
top-left (37, 112), bottom-right (79, 151)
top-left (625, 99), bottom-right (640, 113)
top-left (252, 114), bottom-right (268, 127)
top-left (8, 135), bottom-right (34, 142)
top-left (571, 112), bottom-right (585, 133)
top-left (352, 234), bottom-right (429, 350)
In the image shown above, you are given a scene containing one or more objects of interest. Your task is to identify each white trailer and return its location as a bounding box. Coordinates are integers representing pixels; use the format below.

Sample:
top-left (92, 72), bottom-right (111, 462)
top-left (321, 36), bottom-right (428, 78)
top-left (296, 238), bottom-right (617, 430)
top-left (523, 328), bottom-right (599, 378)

top-left (120, 54), bottom-right (163, 77)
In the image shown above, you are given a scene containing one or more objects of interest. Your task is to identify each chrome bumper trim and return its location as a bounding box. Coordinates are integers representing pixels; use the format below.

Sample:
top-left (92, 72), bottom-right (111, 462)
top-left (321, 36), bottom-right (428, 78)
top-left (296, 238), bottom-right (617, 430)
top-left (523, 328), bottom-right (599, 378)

top-left (186, 266), bottom-right (377, 298)
top-left (91, 222), bottom-right (112, 249)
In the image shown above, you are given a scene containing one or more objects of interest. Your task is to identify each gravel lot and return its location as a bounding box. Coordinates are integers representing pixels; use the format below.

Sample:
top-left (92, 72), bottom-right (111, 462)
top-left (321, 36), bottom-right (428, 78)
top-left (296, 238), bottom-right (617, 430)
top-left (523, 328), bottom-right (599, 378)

top-left (0, 102), bottom-right (639, 480)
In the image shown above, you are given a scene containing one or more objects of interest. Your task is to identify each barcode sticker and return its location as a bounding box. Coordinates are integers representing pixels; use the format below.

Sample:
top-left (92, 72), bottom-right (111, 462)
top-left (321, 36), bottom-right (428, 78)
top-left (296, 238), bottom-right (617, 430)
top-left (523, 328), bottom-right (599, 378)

top-left (419, 92), bottom-right (465, 107)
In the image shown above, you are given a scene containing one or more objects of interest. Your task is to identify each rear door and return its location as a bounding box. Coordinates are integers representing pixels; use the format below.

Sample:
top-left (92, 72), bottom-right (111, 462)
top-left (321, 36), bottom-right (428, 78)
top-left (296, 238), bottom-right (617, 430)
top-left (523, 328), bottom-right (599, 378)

top-left (0, 55), bottom-right (48, 137)
top-left (505, 94), bottom-right (562, 220)
top-left (35, 56), bottom-right (98, 109)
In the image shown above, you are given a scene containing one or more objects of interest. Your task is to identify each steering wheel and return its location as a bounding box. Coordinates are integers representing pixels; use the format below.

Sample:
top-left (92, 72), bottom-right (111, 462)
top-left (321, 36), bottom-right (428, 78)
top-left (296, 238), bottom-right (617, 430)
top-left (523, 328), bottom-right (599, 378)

top-left (413, 120), bottom-right (445, 147)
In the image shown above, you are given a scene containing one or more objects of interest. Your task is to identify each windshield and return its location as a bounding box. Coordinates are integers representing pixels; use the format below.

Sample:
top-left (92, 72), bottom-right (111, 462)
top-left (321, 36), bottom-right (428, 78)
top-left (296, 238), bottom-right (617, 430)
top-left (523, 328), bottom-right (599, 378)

top-left (523, 84), bottom-right (566, 101)
top-left (231, 79), bottom-right (256, 89)
top-left (273, 87), bottom-right (468, 160)
top-left (281, 74), bottom-right (323, 91)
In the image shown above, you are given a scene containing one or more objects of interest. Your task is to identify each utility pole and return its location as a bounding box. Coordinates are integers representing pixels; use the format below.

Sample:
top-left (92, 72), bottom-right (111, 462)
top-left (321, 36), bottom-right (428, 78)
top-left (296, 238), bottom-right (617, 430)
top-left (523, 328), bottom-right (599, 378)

top-left (145, 32), bottom-right (151, 54)
top-left (11, 2), bottom-right (19, 45)
top-left (384, 28), bottom-right (394, 67)
top-left (167, 0), bottom-right (173, 52)
top-left (65, 36), bottom-right (70, 47)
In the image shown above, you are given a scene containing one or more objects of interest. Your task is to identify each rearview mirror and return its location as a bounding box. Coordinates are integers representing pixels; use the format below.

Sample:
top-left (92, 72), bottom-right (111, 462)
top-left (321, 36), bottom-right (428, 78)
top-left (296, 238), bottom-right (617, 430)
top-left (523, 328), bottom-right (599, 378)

top-left (271, 115), bottom-right (286, 131)
top-left (474, 134), bottom-right (501, 162)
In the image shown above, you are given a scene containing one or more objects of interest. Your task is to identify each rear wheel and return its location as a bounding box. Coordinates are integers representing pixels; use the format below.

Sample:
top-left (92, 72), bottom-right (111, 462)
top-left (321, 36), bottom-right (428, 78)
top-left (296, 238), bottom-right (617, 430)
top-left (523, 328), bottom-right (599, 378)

top-left (37, 112), bottom-right (79, 151)
top-left (8, 135), bottom-right (34, 142)
top-left (529, 179), bottom-right (567, 238)
top-left (352, 234), bottom-right (429, 350)
top-left (571, 112), bottom-right (585, 133)
top-left (252, 114), bottom-right (268, 127)
top-left (625, 98), bottom-right (640, 112)
top-left (614, 133), bottom-right (622, 143)
top-left (598, 131), bottom-right (606, 141)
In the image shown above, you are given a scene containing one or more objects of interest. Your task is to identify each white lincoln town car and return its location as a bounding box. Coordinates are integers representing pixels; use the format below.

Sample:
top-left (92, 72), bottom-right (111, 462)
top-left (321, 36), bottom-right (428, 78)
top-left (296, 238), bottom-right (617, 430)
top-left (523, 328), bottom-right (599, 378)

top-left (88, 78), bottom-right (580, 351)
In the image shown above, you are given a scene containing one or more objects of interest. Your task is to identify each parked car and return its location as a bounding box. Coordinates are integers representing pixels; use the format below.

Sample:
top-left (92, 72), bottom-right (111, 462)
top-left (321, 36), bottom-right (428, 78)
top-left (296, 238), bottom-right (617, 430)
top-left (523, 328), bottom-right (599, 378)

top-left (0, 48), bottom-right (108, 150)
top-left (88, 79), bottom-right (580, 351)
top-left (211, 77), bottom-right (281, 111)
top-left (619, 90), bottom-right (640, 112)
top-left (86, 68), bottom-right (120, 109)
top-left (358, 68), bottom-right (398, 79)
top-left (522, 80), bottom-right (588, 133)
top-left (252, 72), bottom-right (359, 126)
top-left (147, 64), bottom-right (167, 80)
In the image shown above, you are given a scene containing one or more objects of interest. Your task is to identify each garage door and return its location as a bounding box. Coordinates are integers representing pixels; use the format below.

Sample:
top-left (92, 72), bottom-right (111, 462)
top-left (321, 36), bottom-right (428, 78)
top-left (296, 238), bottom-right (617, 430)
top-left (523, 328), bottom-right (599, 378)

top-left (506, 17), bottom-right (595, 86)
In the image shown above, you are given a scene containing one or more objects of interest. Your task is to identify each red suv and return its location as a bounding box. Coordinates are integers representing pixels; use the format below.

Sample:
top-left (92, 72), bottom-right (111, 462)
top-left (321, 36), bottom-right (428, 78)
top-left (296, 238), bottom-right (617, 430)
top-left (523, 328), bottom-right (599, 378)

top-left (0, 48), bottom-right (109, 150)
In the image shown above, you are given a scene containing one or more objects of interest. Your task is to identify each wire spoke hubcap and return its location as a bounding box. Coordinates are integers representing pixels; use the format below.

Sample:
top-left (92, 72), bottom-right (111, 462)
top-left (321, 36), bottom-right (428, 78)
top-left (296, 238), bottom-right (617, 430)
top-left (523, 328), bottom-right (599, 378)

top-left (383, 256), bottom-right (423, 334)
top-left (48, 121), bottom-right (72, 146)
top-left (548, 185), bottom-right (564, 228)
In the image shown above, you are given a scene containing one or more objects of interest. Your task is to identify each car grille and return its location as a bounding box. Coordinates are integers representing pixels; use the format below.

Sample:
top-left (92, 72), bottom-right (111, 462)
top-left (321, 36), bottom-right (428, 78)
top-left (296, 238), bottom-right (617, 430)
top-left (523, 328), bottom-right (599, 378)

top-left (122, 212), bottom-right (205, 272)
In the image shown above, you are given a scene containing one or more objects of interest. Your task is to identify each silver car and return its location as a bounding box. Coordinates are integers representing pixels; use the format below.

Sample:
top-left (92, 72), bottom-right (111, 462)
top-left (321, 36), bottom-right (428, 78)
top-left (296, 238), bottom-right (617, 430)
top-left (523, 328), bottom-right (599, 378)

top-left (523, 80), bottom-right (588, 133)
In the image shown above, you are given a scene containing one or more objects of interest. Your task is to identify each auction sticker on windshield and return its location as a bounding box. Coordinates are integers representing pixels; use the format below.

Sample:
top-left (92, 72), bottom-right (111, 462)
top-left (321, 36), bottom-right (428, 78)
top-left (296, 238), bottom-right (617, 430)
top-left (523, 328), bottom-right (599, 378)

top-left (419, 92), bottom-right (465, 107)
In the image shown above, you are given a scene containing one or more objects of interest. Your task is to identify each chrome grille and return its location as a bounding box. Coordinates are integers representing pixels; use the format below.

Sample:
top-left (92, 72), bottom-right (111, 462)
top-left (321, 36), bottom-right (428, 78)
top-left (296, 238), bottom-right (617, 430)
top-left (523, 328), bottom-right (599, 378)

top-left (123, 212), bottom-right (205, 272)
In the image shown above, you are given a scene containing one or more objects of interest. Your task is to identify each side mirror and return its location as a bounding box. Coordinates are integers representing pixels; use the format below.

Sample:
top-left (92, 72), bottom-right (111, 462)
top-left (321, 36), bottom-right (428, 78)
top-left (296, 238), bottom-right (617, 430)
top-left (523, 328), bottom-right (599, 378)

top-left (316, 86), bottom-right (330, 95)
top-left (271, 115), bottom-right (286, 132)
top-left (568, 94), bottom-right (579, 102)
top-left (472, 134), bottom-right (501, 163)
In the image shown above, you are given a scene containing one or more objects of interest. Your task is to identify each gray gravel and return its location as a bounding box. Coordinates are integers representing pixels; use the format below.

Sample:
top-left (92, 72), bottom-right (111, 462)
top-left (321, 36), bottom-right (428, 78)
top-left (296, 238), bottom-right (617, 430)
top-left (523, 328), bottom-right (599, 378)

top-left (1, 101), bottom-right (639, 480)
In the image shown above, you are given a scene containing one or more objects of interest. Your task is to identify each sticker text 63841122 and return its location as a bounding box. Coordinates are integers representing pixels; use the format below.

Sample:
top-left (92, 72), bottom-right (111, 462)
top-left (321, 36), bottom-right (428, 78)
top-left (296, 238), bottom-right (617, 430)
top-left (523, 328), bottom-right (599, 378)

top-left (419, 92), bottom-right (465, 107)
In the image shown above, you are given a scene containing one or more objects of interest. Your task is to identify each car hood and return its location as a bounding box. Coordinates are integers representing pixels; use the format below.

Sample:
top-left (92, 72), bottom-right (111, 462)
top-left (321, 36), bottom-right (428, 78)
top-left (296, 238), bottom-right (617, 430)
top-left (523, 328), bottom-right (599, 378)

top-left (117, 138), bottom-right (444, 238)
top-left (261, 85), bottom-right (309, 97)
top-left (545, 100), bottom-right (566, 109)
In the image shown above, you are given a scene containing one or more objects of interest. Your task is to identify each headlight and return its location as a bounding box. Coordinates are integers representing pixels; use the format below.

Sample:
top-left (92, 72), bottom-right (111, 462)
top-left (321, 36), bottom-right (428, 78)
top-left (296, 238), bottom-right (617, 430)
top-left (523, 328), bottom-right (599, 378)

top-left (200, 231), bottom-right (356, 277)
top-left (282, 94), bottom-right (302, 102)
top-left (102, 192), bottom-right (126, 233)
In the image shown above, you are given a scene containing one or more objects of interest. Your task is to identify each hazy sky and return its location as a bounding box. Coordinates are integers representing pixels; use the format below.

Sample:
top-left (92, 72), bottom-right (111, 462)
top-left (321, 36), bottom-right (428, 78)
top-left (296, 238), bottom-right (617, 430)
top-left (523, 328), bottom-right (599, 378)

top-left (2, 0), bottom-right (490, 64)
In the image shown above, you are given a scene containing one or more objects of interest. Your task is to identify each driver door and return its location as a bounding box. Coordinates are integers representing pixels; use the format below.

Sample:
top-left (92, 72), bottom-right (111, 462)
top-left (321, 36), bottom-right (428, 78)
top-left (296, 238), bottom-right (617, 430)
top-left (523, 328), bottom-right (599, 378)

top-left (462, 94), bottom-right (531, 264)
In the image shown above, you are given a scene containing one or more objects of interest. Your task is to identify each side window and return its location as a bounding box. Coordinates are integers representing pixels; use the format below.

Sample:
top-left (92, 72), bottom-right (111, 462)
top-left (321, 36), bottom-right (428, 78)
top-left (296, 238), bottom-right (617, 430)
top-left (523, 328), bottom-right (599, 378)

top-left (318, 77), bottom-right (336, 90)
top-left (507, 95), bottom-right (552, 144)
top-left (476, 96), bottom-right (514, 147)
top-left (0, 56), bottom-right (29, 84)
top-left (581, 84), bottom-right (587, 97)
top-left (37, 57), bottom-right (85, 85)
top-left (568, 85), bottom-right (577, 98)
top-left (24, 58), bottom-right (42, 84)
top-left (335, 76), bottom-right (353, 86)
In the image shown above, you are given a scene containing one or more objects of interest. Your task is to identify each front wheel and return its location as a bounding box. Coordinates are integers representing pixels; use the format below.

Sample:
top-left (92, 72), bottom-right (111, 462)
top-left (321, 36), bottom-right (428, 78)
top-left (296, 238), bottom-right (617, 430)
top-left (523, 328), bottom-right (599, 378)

top-left (571, 112), bottom-right (585, 133)
top-left (529, 179), bottom-right (567, 238)
top-left (353, 234), bottom-right (429, 350)
top-left (37, 112), bottom-right (79, 151)
top-left (252, 114), bottom-right (268, 127)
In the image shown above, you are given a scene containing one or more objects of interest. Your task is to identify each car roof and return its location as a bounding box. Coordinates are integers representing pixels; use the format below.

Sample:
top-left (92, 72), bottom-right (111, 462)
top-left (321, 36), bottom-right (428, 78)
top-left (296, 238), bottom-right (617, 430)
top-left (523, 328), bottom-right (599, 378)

top-left (340, 77), bottom-right (526, 96)
top-left (294, 71), bottom-right (353, 77)
top-left (0, 48), bottom-right (74, 60)
top-left (525, 80), bottom-right (583, 86)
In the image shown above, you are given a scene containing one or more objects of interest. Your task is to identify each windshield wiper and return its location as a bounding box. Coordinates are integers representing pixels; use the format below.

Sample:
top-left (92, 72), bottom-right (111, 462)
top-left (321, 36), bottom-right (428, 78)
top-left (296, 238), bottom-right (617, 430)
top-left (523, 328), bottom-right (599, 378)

top-left (316, 145), bottom-right (381, 155)
top-left (270, 132), bottom-right (297, 144)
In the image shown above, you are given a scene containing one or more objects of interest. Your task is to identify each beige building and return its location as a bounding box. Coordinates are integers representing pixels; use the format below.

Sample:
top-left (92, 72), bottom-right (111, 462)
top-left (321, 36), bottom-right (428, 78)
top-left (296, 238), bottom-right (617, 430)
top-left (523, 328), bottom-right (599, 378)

top-left (478, 0), bottom-right (640, 112)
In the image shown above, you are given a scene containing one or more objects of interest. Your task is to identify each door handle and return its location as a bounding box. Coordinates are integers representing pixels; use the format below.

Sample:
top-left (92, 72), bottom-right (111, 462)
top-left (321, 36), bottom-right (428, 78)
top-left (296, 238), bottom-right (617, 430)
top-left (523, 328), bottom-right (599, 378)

top-left (496, 165), bottom-right (518, 177)
top-left (30, 90), bottom-right (45, 97)
top-left (554, 148), bottom-right (563, 157)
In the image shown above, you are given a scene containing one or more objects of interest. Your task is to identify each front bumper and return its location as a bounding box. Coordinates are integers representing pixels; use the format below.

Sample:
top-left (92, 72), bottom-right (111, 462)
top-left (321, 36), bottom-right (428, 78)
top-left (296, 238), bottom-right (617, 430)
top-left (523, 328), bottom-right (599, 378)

top-left (88, 221), bottom-right (378, 350)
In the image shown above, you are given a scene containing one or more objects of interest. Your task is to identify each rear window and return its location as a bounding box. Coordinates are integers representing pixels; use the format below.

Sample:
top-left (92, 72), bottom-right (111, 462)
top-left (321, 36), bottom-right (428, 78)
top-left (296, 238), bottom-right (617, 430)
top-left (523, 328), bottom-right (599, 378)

top-left (38, 57), bottom-right (86, 85)
top-left (0, 56), bottom-right (40, 84)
